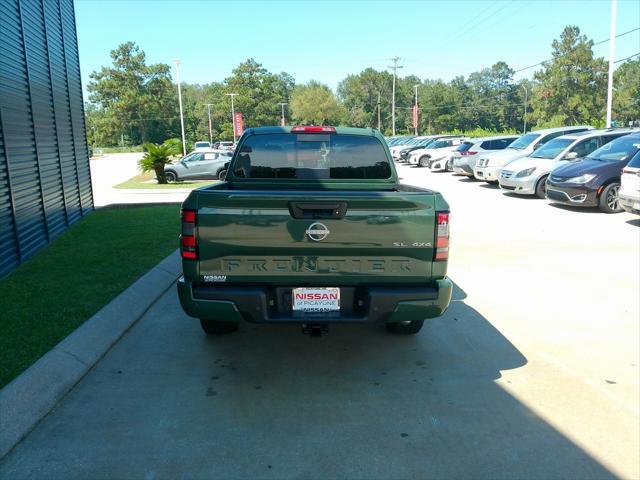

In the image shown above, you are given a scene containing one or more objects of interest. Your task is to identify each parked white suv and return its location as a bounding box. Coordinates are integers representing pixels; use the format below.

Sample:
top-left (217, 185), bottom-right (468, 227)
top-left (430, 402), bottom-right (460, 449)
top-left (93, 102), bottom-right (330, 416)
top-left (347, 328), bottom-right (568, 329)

top-left (499, 128), bottom-right (637, 198)
top-left (473, 126), bottom-right (593, 183)
top-left (408, 136), bottom-right (464, 170)
top-left (452, 136), bottom-right (519, 176)
top-left (194, 141), bottom-right (211, 152)
top-left (619, 149), bottom-right (640, 215)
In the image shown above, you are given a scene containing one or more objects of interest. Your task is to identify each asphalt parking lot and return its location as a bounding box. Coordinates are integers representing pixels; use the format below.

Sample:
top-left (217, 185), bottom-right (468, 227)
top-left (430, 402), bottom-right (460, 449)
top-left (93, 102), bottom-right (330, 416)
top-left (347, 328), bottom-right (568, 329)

top-left (1, 164), bottom-right (638, 479)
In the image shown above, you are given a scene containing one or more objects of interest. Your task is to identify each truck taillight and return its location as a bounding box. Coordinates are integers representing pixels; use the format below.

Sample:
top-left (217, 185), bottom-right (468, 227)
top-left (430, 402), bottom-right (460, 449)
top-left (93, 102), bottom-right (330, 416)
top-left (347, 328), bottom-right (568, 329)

top-left (435, 212), bottom-right (449, 261)
top-left (181, 209), bottom-right (197, 260)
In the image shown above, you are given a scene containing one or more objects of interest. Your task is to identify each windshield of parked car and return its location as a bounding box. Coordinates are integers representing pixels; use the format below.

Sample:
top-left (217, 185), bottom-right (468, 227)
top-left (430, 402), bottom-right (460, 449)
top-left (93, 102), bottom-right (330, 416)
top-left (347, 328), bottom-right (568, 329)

top-left (232, 133), bottom-right (392, 179)
top-left (456, 142), bottom-right (473, 152)
top-left (509, 133), bottom-right (541, 150)
top-left (414, 138), bottom-right (433, 147)
top-left (627, 150), bottom-right (640, 168)
top-left (586, 135), bottom-right (640, 162)
top-left (530, 138), bottom-right (574, 159)
top-left (432, 140), bottom-right (451, 148)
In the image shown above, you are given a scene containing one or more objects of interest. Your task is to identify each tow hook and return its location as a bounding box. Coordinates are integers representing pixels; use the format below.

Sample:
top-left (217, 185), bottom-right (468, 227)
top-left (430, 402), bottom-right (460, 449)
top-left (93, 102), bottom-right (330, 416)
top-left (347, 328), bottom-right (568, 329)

top-left (302, 323), bottom-right (329, 337)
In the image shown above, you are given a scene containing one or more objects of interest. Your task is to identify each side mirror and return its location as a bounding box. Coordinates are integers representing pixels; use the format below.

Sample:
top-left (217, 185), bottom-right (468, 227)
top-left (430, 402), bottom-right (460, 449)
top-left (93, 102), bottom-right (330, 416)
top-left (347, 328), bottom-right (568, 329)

top-left (532, 143), bottom-right (542, 150)
top-left (564, 152), bottom-right (578, 160)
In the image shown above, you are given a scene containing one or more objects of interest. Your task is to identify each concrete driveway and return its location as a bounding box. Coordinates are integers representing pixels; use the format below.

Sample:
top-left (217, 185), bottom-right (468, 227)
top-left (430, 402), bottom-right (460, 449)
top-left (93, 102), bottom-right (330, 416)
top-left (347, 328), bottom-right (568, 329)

top-left (1, 164), bottom-right (638, 479)
top-left (90, 153), bottom-right (192, 207)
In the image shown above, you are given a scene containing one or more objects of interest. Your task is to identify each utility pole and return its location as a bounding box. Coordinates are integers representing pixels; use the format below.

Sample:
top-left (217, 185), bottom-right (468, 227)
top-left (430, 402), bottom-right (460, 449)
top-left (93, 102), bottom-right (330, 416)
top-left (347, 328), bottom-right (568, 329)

top-left (204, 103), bottom-right (214, 144)
top-left (388, 57), bottom-right (403, 136)
top-left (522, 85), bottom-right (528, 133)
top-left (279, 102), bottom-right (288, 126)
top-left (377, 92), bottom-right (381, 131)
top-left (173, 59), bottom-right (187, 156)
top-left (225, 93), bottom-right (239, 143)
top-left (606, 0), bottom-right (617, 128)
top-left (413, 84), bottom-right (419, 135)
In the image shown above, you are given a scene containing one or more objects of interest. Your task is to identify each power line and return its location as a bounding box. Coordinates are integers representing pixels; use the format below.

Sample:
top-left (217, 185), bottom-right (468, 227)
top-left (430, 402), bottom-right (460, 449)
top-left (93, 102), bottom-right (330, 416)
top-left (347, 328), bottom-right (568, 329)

top-left (455, 1), bottom-right (516, 43)
top-left (615, 52), bottom-right (639, 63)
top-left (515, 27), bottom-right (640, 73)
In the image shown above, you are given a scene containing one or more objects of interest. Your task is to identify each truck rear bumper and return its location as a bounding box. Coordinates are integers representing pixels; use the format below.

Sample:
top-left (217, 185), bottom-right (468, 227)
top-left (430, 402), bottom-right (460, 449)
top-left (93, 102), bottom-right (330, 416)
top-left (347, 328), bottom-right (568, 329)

top-left (177, 277), bottom-right (453, 324)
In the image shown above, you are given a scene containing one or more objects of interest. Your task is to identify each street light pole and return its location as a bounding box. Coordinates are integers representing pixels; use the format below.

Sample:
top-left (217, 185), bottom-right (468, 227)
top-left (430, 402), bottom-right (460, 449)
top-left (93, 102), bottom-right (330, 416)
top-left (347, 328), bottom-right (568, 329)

top-left (225, 93), bottom-right (239, 143)
top-left (413, 84), bottom-right (419, 135)
top-left (204, 103), bottom-right (214, 144)
top-left (522, 85), bottom-right (528, 134)
top-left (606, 0), bottom-right (617, 128)
top-left (173, 59), bottom-right (187, 156)
top-left (388, 57), bottom-right (403, 136)
top-left (279, 102), bottom-right (288, 126)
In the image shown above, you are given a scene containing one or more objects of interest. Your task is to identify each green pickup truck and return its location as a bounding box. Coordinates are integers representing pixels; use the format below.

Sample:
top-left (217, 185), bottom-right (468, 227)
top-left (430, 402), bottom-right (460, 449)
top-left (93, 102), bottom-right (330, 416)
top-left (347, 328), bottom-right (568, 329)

top-left (177, 125), bottom-right (452, 336)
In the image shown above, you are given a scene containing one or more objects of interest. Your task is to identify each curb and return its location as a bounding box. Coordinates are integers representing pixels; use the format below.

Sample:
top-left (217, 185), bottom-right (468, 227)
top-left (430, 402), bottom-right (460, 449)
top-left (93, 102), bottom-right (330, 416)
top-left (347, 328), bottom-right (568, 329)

top-left (0, 249), bottom-right (182, 460)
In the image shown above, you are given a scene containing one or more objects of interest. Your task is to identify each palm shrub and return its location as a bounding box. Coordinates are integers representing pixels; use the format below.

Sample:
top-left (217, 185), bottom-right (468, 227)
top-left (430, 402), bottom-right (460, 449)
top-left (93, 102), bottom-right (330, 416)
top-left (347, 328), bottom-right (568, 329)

top-left (139, 139), bottom-right (182, 184)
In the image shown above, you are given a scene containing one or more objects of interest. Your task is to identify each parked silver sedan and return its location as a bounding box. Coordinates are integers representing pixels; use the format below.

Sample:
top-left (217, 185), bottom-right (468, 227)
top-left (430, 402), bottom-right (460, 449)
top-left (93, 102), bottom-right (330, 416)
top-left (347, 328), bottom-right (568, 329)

top-left (164, 150), bottom-right (232, 182)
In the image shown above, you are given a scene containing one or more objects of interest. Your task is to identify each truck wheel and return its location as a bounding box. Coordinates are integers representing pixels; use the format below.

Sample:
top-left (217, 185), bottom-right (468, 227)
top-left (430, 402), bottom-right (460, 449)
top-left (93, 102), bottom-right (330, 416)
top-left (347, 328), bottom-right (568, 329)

top-left (386, 320), bottom-right (424, 335)
top-left (535, 175), bottom-right (548, 199)
top-left (165, 171), bottom-right (178, 182)
top-left (599, 183), bottom-right (622, 213)
top-left (200, 319), bottom-right (238, 335)
top-left (418, 156), bottom-right (429, 168)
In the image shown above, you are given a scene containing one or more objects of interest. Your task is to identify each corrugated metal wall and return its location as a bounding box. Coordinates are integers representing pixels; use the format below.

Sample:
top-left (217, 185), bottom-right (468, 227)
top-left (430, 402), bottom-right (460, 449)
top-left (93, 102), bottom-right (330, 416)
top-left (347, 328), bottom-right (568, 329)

top-left (0, 0), bottom-right (93, 278)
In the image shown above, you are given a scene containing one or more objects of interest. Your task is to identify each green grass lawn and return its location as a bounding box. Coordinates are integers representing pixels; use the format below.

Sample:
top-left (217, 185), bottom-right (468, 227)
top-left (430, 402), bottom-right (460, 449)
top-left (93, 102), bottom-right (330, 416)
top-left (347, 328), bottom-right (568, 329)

top-left (114, 171), bottom-right (216, 190)
top-left (0, 205), bottom-right (181, 388)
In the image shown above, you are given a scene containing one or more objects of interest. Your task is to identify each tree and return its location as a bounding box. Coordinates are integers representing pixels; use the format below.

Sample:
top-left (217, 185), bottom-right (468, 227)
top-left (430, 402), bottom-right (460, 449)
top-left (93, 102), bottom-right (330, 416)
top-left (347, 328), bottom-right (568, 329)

top-left (529, 26), bottom-right (607, 127)
top-left (222, 59), bottom-right (295, 128)
top-left (467, 62), bottom-right (520, 131)
top-left (290, 82), bottom-right (344, 125)
top-left (612, 59), bottom-right (640, 126)
top-left (337, 68), bottom-right (393, 129)
top-left (139, 139), bottom-right (181, 184)
top-left (87, 42), bottom-right (178, 145)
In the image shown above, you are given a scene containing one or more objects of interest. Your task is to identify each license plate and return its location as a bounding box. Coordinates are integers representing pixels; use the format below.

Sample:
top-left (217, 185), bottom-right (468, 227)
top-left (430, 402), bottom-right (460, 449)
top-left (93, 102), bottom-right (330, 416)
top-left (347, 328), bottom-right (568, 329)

top-left (292, 288), bottom-right (340, 312)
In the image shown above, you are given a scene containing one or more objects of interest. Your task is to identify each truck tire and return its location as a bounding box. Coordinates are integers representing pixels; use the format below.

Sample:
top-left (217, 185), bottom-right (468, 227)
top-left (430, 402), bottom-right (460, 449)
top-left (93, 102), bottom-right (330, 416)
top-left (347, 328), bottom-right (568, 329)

top-left (386, 320), bottom-right (424, 335)
top-left (535, 175), bottom-right (548, 199)
top-left (165, 170), bottom-right (178, 182)
top-left (200, 319), bottom-right (238, 335)
top-left (598, 182), bottom-right (622, 213)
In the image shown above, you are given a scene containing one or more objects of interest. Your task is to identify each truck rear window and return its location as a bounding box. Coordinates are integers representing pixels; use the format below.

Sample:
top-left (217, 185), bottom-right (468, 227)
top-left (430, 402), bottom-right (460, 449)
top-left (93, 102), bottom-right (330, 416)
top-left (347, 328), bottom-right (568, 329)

top-left (231, 133), bottom-right (392, 180)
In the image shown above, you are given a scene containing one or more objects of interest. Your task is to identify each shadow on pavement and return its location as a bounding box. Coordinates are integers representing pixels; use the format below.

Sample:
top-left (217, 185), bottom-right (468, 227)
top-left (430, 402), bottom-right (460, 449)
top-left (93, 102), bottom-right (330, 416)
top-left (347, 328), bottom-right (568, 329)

top-left (0, 280), bottom-right (615, 479)
top-left (625, 217), bottom-right (640, 227)
top-left (547, 202), bottom-right (603, 215)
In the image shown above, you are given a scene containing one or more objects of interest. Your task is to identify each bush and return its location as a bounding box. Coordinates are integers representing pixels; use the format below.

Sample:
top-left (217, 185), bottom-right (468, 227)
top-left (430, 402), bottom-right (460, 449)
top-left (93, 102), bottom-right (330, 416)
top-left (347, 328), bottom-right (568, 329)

top-left (138, 139), bottom-right (182, 184)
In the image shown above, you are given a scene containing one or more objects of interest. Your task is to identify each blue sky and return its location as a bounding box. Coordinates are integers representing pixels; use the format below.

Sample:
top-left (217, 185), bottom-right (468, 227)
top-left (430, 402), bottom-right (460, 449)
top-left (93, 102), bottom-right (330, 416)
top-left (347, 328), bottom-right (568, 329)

top-left (76, 0), bottom-right (640, 97)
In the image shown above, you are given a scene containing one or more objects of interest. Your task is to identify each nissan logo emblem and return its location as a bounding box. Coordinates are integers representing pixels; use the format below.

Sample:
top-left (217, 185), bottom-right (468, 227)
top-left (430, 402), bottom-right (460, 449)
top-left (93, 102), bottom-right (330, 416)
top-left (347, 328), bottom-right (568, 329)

top-left (305, 222), bottom-right (330, 241)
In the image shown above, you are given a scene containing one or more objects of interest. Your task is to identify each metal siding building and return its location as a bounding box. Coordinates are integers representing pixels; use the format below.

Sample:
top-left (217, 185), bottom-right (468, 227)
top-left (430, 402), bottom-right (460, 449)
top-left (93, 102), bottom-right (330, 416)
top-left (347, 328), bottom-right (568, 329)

top-left (0, 0), bottom-right (93, 278)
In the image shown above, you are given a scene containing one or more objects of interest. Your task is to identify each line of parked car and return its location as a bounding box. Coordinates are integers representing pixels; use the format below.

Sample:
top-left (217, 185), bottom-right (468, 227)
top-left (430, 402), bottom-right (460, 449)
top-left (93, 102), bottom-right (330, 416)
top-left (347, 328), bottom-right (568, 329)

top-left (387, 127), bottom-right (640, 214)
